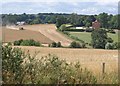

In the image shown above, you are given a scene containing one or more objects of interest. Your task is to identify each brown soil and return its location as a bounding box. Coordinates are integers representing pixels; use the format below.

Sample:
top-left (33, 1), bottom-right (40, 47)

top-left (1, 27), bottom-right (53, 44)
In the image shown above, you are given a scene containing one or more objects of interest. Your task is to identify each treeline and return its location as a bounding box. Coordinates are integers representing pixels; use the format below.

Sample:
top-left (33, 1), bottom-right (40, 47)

top-left (1, 13), bottom-right (119, 29)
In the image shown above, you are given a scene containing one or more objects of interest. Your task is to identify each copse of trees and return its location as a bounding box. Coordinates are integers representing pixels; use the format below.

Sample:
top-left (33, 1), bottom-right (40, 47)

top-left (2, 13), bottom-right (118, 29)
top-left (14, 39), bottom-right (41, 47)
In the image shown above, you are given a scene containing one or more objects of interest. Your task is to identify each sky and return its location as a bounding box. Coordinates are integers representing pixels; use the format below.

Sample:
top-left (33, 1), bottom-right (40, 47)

top-left (0, 0), bottom-right (119, 15)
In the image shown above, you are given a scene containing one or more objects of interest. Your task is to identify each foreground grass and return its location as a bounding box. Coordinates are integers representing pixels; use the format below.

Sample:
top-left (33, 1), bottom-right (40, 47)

top-left (2, 45), bottom-right (118, 84)
top-left (69, 32), bottom-right (118, 44)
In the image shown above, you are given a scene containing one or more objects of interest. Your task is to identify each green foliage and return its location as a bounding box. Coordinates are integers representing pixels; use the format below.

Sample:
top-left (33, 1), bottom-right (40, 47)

top-left (14, 39), bottom-right (23, 46)
top-left (105, 43), bottom-right (114, 49)
top-left (97, 12), bottom-right (109, 28)
top-left (65, 28), bottom-right (85, 32)
top-left (91, 29), bottom-right (108, 49)
top-left (2, 45), bottom-right (26, 84)
top-left (14, 39), bottom-right (41, 47)
top-left (63, 31), bottom-right (70, 35)
top-left (56, 16), bottom-right (67, 28)
top-left (70, 41), bottom-right (82, 48)
top-left (2, 45), bottom-right (100, 84)
top-left (56, 42), bottom-right (61, 47)
top-left (107, 29), bottom-right (116, 34)
top-left (59, 24), bottom-right (68, 31)
top-left (2, 13), bottom-right (118, 29)
top-left (50, 42), bottom-right (62, 47)
top-left (107, 37), bottom-right (113, 43)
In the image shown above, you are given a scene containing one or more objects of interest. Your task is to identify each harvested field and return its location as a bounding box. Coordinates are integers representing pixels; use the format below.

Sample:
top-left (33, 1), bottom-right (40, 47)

top-left (15, 46), bottom-right (118, 75)
top-left (21, 24), bottom-right (72, 46)
top-left (1, 27), bottom-right (53, 44)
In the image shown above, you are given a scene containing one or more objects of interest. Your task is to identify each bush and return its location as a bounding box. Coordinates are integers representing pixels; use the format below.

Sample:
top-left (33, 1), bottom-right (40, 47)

top-left (105, 43), bottom-right (114, 49)
top-left (56, 42), bottom-right (61, 47)
top-left (70, 41), bottom-right (82, 48)
top-left (14, 39), bottom-right (41, 47)
top-left (14, 39), bottom-right (23, 46)
top-left (108, 29), bottom-right (116, 34)
top-left (2, 45), bottom-right (118, 84)
top-left (2, 45), bottom-right (97, 84)
top-left (50, 42), bottom-right (62, 47)
top-left (63, 31), bottom-right (70, 35)
top-left (65, 29), bottom-right (85, 32)
top-left (59, 24), bottom-right (68, 31)
top-left (107, 37), bottom-right (113, 43)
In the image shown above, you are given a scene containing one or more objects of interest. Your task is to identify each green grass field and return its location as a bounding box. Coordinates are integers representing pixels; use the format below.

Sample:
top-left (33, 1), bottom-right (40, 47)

top-left (69, 32), bottom-right (118, 44)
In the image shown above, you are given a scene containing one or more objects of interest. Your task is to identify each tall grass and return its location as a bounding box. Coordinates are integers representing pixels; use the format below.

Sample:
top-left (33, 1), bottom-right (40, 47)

top-left (2, 45), bottom-right (118, 84)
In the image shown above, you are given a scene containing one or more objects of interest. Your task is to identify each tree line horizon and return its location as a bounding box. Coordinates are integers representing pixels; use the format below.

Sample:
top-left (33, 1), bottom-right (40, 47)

top-left (1, 12), bottom-right (119, 29)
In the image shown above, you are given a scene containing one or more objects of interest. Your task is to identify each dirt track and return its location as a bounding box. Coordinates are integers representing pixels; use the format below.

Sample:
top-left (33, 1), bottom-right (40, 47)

top-left (22, 24), bottom-right (72, 46)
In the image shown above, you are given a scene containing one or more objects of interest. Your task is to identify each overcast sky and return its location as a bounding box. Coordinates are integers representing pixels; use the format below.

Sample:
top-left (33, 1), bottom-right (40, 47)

top-left (0, 0), bottom-right (119, 15)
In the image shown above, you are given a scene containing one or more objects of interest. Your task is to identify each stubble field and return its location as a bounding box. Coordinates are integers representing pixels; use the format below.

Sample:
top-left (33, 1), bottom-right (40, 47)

top-left (15, 46), bottom-right (118, 75)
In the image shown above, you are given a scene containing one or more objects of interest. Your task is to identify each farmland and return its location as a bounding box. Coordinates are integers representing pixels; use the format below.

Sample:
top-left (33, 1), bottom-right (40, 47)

top-left (15, 46), bottom-right (118, 75)
top-left (1, 24), bottom-right (119, 84)
top-left (1, 24), bottom-right (72, 46)
top-left (69, 32), bottom-right (118, 44)
top-left (1, 27), bottom-right (53, 44)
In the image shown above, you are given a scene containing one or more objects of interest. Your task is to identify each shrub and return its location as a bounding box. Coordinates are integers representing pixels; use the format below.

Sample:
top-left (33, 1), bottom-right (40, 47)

top-left (65, 29), bottom-right (85, 32)
top-left (59, 24), bottom-right (68, 31)
top-left (108, 29), bottom-right (116, 34)
top-left (107, 37), bottom-right (113, 43)
top-left (50, 42), bottom-right (57, 47)
top-left (105, 43), bottom-right (114, 49)
top-left (14, 39), bottom-right (23, 46)
top-left (56, 42), bottom-right (61, 47)
top-left (63, 31), bottom-right (70, 35)
top-left (70, 41), bottom-right (82, 48)
top-left (2, 45), bottom-right (26, 84)
top-left (14, 39), bottom-right (41, 47)
top-left (50, 42), bottom-right (62, 47)
top-left (2, 45), bottom-right (118, 84)
top-left (2, 45), bottom-right (97, 84)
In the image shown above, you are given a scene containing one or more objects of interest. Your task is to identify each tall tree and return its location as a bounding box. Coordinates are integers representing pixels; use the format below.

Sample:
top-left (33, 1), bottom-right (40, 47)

top-left (91, 29), bottom-right (108, 49)
top-left (97, 12), bottom-right (109, 28)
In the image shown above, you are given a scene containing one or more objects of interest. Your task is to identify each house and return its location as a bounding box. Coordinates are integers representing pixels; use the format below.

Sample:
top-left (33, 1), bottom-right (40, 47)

top-left (92, 20), bottom-right (101, 29)
top-left (16, 21), bottom-right (25, 26)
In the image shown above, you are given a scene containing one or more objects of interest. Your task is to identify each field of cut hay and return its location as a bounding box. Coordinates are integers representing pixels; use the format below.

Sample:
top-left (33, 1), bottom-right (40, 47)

top-left (21, 24), bottom-right (72, 46)
top-left (15, 46), bottom-right (118, 75)
top-left (1, 27), bottom-right (53, 44)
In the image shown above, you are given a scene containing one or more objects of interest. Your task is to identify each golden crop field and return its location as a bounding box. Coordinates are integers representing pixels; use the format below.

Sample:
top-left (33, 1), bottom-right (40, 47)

top-left (15, 46), bottom-right (118, 75)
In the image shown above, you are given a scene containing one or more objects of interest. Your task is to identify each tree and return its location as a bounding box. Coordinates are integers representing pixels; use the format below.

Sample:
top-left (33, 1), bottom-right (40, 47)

top-left (97, 12), bottom-right (109, 28)
top-left (91, 29), bottom-right (108, 49)
top-left (70, 41), bottom-right (82, 48)
top-left (59, 24), bottom-right (68, 31)
top-left (31, 18), bottom-right (41, 24)
top-left (56, 16), bottom-right (67, 28)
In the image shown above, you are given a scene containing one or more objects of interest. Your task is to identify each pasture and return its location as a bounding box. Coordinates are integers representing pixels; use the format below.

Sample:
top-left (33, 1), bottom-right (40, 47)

top-left (69, 32), bottom-right (118, 44)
